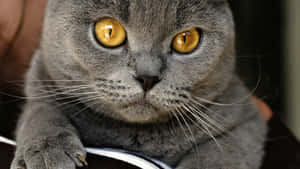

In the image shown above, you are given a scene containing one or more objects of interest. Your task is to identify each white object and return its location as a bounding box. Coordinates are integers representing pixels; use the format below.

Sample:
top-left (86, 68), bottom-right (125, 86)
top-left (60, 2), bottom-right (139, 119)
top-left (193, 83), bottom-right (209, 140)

top-left (0, 136), bottom-right (172, 169)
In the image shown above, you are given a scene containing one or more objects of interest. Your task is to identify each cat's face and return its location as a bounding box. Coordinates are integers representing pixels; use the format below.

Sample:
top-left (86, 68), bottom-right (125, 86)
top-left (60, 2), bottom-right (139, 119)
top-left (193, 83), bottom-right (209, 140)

top-left (41, 0), bottom-right (235, 123)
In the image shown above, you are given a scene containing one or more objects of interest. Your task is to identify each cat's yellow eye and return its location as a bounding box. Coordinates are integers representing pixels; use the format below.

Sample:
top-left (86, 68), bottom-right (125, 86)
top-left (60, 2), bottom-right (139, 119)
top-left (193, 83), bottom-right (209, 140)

top-left (94, 18), bottom-right (126, 48)
top-left (172, 28), bottom-right (201, 54)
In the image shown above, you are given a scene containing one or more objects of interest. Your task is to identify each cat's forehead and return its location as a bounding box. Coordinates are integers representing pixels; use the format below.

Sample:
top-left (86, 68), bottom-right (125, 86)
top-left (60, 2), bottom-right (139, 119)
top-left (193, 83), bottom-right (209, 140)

top-left (84, 0), bottom-right (223, 17)
top-left (84, 0), bottom-right (224, 27)
top-left (105, 0), bottom-right (212, 14)
top-left (50, 0), bottom-right (229, 40)
top-left (62, 0), bottom-right (227, 23)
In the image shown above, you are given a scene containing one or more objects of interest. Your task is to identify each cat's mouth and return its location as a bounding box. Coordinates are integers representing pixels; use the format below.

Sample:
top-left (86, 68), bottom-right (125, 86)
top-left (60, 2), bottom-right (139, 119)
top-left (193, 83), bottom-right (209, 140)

top-left (114, 99), bottom-right (169, 123)
top-left (124, 100), bottom-right (155, 108)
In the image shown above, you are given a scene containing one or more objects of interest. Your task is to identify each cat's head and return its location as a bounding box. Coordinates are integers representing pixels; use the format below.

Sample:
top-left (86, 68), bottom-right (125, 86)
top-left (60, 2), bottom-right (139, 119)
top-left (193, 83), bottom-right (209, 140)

top-left (40, 0), bottom-right (235, 123)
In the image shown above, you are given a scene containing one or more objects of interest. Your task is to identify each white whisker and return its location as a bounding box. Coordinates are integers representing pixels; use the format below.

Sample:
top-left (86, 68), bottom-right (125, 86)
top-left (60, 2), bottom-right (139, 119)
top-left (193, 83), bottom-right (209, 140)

top-left (177, 107), bottom-right (197, 144)
top-left (171, 109), bottom-right (189, 142)
top-left (182, 103), bottom-right (224, 152)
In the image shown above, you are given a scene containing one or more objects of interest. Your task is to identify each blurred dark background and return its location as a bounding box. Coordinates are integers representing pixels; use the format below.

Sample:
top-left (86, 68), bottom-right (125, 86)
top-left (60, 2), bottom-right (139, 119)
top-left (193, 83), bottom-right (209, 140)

top-left (230, 0), bottom-right (284, 115)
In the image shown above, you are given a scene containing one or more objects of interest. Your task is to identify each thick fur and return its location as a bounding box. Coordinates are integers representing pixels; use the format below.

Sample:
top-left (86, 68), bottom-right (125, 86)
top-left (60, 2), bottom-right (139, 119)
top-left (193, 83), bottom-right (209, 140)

top-left (11, 0), bottom-right (266, 169)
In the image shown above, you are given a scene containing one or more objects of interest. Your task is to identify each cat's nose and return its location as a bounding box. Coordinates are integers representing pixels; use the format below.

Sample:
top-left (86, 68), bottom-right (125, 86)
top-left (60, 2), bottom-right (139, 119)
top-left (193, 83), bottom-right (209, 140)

top-left (135, 75), bottom-right (160, 92)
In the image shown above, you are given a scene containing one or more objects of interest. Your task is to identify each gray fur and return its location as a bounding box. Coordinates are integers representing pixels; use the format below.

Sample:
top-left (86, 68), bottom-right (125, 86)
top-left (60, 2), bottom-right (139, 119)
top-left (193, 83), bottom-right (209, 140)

top-left (11, 0), bottom-right (266, 169)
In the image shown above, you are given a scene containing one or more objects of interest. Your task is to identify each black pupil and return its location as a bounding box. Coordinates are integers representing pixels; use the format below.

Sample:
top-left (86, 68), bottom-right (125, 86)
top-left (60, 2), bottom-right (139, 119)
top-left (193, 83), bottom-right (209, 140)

top-left (183, 33), bottom-right (187, 43)
top-left (109, 28), bottom-right (113, 36)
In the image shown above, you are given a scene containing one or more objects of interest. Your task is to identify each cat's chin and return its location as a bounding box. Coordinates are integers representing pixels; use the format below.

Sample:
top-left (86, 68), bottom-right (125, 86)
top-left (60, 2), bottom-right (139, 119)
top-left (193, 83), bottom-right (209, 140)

top-left (113, 102), bottom-right (170, 124)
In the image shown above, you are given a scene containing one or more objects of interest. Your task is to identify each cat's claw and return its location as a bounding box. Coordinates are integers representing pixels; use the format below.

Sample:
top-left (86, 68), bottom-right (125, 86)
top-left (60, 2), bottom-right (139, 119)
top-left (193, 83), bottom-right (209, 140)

top-left (69, 152), bottom-right (88, 167)
top-left (77, 153), bottom-right (88, 166)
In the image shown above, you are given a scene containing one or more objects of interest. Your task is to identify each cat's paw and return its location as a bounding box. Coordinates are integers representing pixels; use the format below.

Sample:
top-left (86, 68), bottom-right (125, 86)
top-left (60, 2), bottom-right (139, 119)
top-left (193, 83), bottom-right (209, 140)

top-left (10, 132), bottom-right (87, 169)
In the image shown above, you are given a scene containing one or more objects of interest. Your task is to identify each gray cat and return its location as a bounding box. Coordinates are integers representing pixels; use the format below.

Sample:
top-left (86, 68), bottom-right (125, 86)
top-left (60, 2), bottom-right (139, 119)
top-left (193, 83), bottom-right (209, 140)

top-left (11, 0), bottom-right (267, 169)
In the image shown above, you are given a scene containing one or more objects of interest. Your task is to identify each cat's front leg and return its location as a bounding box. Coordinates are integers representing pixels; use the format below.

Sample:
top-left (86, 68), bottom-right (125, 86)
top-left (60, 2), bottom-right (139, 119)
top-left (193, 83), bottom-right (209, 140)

top-left (10, 101), bottom-right (87, 169)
